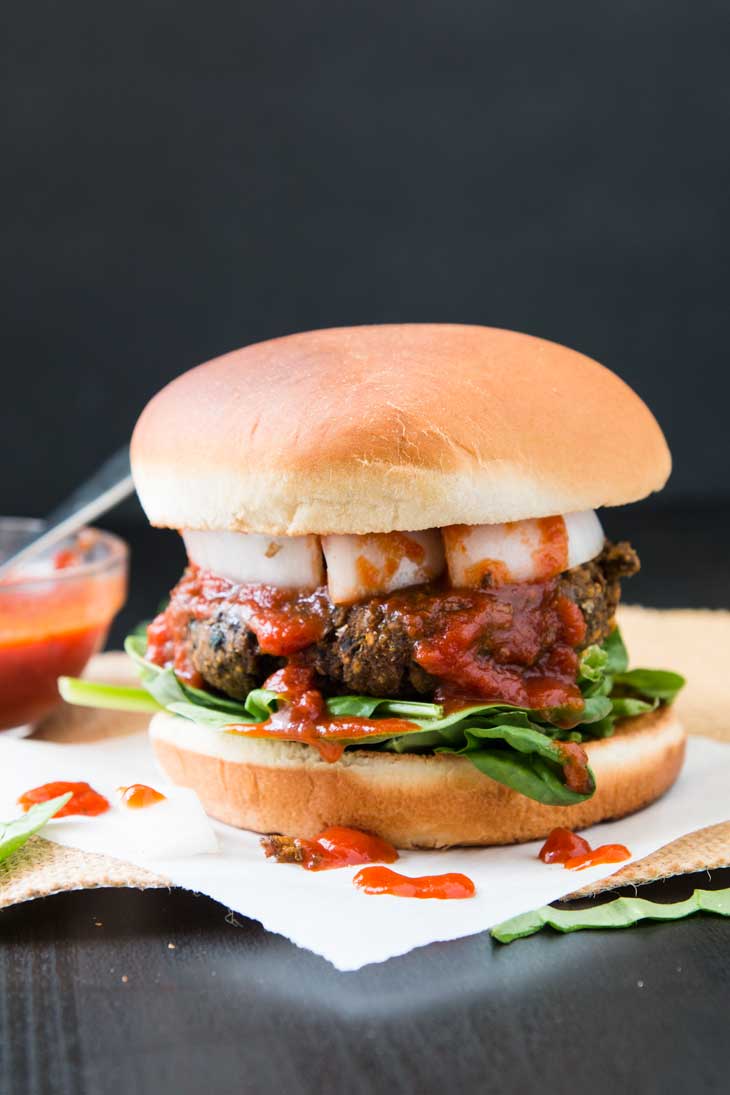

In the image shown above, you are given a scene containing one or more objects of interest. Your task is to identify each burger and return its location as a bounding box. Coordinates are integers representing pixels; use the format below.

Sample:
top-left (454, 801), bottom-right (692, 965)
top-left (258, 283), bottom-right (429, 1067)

top-left (101, 325), bottom-right (688, 846)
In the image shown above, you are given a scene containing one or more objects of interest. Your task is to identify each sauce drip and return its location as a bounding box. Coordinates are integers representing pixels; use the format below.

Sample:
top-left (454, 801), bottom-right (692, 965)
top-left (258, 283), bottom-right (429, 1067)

top-left (261, 825), bottom-right (398, 870)
top-left (227, 665), bottom-right (419, 762)
top-left (386, 580), bottom-right (586, 715)
top-left (538, 828), bottom-right (631, 870)
top-left (146, 566), bottom-right (332, 684)
top-left (149, 564), bottom-right (587, 717)
top-left (118, 784), bottom-right (166, 809)
top-left (354, 532), bottom-right (427, 592)
top-left (353, 866), bottom-right (476, 899)
top-left (18, 781), bottom-right (110, 817)
top-left (531, 516), bottom-right (570, 580)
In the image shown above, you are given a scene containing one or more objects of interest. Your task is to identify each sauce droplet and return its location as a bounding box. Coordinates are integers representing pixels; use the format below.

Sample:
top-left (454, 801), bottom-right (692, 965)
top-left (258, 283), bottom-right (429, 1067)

top-left (261, 826), bottom-right (398, 870)
top-left (353, 865), bottom-right (476, 899)
top-left (118, 784), bottom-right (167, 809)
top-left (538, 827), bottom-right (592, 863)
top-left (18, 781), bottom-right (110, 817)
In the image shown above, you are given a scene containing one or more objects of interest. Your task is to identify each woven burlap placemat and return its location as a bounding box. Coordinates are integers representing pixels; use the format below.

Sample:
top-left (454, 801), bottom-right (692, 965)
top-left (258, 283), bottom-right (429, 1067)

top-left (2, 605), bottom-right (729, 911)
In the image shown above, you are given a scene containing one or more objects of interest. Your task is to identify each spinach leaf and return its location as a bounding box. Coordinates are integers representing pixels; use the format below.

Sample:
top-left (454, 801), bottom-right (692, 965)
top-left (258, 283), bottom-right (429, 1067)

top-left (492, 887), bottom-right (730, 943)
top-left (58, 624), bottom-right (683, 809)
top-left (0, 794), bottom-right (72, 865)
top-left (613, 668), bottom-right (685, 703)
top-left (603, 627), bottom-right (629, 674)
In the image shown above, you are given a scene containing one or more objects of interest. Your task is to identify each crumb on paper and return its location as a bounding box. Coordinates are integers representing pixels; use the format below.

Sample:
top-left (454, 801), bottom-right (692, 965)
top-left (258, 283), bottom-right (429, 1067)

top-left (167, 942), bottom-right (176, 950)
top-left (260, 833), bottom-right (324, 866)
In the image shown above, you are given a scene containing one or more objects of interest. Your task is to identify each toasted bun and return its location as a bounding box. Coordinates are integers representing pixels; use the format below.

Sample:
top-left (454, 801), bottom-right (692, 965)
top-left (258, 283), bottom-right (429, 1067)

top-left (149, 705), bottom-right (685, 848)
top-left (131, 324), bottom-right (670, 535)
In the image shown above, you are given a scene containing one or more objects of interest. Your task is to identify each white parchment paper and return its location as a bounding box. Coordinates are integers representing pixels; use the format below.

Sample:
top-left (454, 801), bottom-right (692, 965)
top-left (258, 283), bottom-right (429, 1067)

top-left (1, 732), bottom-right (728, 969)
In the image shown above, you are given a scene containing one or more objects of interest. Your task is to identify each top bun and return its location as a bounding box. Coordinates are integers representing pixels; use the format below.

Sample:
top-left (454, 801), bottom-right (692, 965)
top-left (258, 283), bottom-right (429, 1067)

top-left (131, 324), bottom-right (671, 535)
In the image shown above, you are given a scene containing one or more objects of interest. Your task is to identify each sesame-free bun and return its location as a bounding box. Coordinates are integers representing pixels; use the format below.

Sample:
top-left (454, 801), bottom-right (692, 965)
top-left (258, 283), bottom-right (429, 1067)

top-left (149, 705), bottom-right (685, 849)
top-left (131, 324), bottom-right (670, 535)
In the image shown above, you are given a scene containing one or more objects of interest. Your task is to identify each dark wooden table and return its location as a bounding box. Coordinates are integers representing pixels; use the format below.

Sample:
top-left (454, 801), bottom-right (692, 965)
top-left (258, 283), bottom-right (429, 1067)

top-left (2, 506), bottom-right (729, 1095)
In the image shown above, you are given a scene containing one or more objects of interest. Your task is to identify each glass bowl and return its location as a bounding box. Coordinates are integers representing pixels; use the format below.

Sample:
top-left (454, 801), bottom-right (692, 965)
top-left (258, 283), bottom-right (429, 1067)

top-left (0, 519), bottom-right (128, 730)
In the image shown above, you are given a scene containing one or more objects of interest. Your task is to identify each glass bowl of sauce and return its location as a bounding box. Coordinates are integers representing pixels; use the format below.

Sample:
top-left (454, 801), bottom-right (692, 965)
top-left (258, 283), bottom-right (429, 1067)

top-left (0, 519), bottom-right (128, 731)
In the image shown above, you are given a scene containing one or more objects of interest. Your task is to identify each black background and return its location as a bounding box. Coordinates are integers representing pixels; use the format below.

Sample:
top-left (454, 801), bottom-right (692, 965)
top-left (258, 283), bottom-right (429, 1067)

top-left (2, 0), bottom-right (730, 518)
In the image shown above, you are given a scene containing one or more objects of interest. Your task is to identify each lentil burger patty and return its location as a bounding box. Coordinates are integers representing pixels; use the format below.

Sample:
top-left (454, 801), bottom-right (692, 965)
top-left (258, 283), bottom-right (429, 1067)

top-left (183, 541), bottom-right (639, 702)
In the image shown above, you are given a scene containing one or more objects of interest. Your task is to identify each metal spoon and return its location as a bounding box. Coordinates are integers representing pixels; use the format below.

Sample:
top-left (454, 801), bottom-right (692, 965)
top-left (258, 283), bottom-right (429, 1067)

top-left (0, 446), bottom-right (134, 579)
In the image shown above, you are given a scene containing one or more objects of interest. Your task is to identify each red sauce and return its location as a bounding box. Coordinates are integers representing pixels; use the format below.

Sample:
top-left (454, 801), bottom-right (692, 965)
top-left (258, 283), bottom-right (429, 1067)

top-left (538, 827), bottom-right (591, 863)
top-left (118, 784), bottom-right (166, 809)
top-left (353, 866), bottom-right (476, 899)
top-left (150, 565), bottom-right (587, 718)
top-left (386, 580), bottom-right (586, 715)
top-left (146, 566), bottom-right (332, 683)
top-left (18, 781), bottom-right (110, 817)
top-left (531, 516), bottom-right (569, 580)
top-left (555, 742), bottom-right (592, 794)
top-left (228, 665), bottom-right (419, 762)
top-left (564, 844), bottom-right (631, 870)
top-left (0, 566), bottom-right (125, 731)
top-left (262, 825), bottom-right (399, 870)
top-left (444, 517), bottom-right (569, 587)
top-left (0, 624), bottom-right (111, 730)
top-left (354, 532), bottom-right (426, 592)
top-left (53, 548), bottom-right (79, 570)
top-left (539, 828), bottom-right (631, 870)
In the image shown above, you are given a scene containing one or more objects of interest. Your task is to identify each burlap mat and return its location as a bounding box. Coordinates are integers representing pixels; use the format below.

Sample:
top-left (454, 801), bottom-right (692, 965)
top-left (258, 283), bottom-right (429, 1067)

top-left (2, 605), bottom-right (729, 911)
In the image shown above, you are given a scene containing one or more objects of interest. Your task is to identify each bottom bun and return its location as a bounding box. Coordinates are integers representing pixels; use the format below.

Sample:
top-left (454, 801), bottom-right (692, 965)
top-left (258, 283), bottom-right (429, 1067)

top-left (149, 705), bottom-right (686, 849)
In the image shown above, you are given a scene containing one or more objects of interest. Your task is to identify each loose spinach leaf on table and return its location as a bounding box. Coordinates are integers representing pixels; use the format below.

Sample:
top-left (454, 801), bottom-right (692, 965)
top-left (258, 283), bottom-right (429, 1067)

top-left (0, 793), bottom-right (72, 865)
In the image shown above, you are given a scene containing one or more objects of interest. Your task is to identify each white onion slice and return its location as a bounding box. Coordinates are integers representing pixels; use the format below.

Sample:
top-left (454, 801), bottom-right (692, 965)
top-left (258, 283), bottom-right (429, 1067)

top-left (321, 530), bottom-right (445, 604)
top-left (564, 510), bottom-right (605, 569)
top-left (443, 511), bottom-right (604, 587)
top-left (182, 530), bottom-right (324, 590)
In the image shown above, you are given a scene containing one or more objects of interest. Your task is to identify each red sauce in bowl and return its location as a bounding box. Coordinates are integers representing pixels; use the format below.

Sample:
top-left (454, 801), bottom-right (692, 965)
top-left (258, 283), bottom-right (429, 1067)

top-left (0, 527), bottom-right (127, 730)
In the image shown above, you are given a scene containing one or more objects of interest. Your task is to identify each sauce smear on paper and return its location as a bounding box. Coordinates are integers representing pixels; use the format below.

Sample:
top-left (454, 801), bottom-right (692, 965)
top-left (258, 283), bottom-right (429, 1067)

top-left (563, 844), bottom-right (631, 870)
top-left (18, 781), bottom-right (110, 817)
top-left (353, 865), bottom-right (476, 899)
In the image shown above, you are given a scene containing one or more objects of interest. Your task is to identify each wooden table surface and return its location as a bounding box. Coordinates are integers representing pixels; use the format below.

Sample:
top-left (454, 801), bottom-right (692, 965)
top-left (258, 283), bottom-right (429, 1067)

top-left (2, 506), bottom-right (729, 1095)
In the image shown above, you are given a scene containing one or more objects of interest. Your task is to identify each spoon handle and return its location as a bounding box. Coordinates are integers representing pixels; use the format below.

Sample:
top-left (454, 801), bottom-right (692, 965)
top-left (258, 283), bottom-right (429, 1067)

top-left (0, 447), bottom-right (134, 578)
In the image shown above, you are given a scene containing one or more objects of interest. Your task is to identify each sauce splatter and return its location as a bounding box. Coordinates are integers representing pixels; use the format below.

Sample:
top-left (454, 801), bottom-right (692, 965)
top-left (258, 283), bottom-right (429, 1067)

top-left (353, 866), bottom-right (476, 899)
top-left (18, 781), bottom-right (110, 817)
top-left (261, 825), bottom-right (398, 870)
top-left (392, 580), bottom-right (586, 715)
top-left (539, 828), bottom-right (631, 870)
top-left (118, 784), bottom-right (166, 809)
top-left (227, 665), bottom-right (418, 763)
top-left (146, 567), bottom-right (332, 684)
top-left (150, 564), bottom-right (588, 717)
